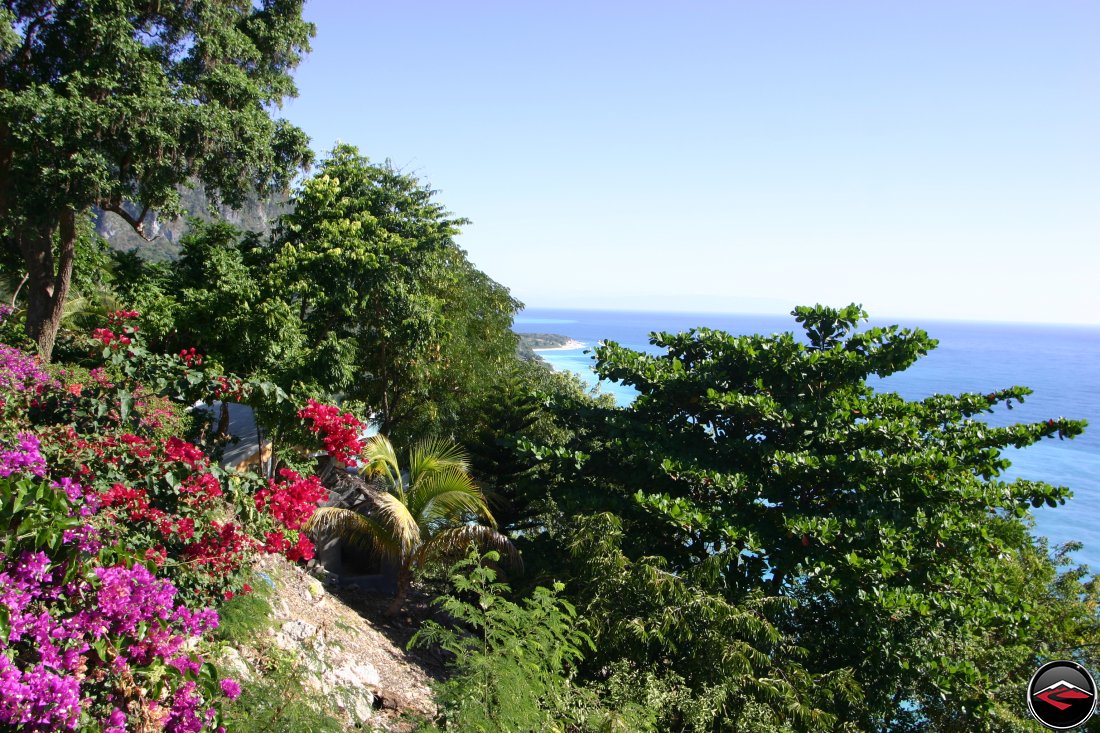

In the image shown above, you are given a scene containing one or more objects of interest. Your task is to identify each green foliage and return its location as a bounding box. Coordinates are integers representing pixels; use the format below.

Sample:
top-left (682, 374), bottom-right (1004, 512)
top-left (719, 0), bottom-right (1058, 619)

top-left (410, 548), bottom-right (595, 733)
top-left (549, 304), bottom-right (1095, 730)
top-left (0, 0), bottom-right (314, 358)
top-left (307, 434), bottom-right (516, 614)
top-left (265, 145), bottom-right (521, 441)
top-left (120, 218), bottom-right (307, 381)
top-left (463, 359), bottom-right (616, 536)
top-left (0, 473), bottom-right (85, 559)
top-left (564, 513), bottom-right (855, 733)
top-left (214, 574), bottom-right (276, 645)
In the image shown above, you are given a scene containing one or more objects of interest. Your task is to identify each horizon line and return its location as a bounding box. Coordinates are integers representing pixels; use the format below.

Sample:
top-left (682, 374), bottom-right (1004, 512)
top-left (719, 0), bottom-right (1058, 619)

top-left (516, 303), bottom-right (1100, 330)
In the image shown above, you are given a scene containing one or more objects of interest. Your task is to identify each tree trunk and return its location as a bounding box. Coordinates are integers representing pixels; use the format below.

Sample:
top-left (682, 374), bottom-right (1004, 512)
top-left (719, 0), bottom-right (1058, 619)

top-left (386, 561), bottom-right (413, 616)
top-left (217, 401), bottom-right (231, 437)
top-left (20, 210), bottom-right (77, 363)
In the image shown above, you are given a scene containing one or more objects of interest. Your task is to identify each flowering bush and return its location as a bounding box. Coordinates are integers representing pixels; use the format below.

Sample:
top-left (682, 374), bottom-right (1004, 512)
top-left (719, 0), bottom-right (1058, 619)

top-left (298, 398), bottom-right (366, 464)
top-left (28, 384), bottom-right (324, 606)
top-left (0, 312), bottom-right (329, 605)
top-left (0, 311), bottom-right (349, 729)
top-left (254, 468), bottom-right (327, 531)
top-left (0, 307), bottom-right (371, 727)
top-left (0, 461), bottom-right (233, 731)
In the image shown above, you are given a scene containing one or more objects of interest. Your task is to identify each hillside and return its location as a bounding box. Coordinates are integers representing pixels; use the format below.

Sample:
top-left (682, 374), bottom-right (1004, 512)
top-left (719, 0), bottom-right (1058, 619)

top-left (95, 184), bottom-right (290, 260)
top-left (226, 554), bottom-right (440, 732)
top-left (515, 332), bottom-right (578, 360)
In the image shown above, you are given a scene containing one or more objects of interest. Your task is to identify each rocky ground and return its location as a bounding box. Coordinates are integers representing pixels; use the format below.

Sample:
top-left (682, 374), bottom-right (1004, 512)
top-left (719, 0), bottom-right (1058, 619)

top-left (223, 555), bottom-right (445, 731)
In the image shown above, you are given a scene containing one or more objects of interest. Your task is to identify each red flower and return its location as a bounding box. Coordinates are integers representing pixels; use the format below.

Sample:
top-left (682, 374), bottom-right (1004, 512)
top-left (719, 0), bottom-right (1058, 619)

top-left (178, 347), bottom-right (204, 367)
top-left (164, 437), bottom-right (206, 469)
top-left (286, 532), bottom-right (315, 563)
top-left (254, 468), bottom-right (328, 530)
top-left (297, 399), bottom-right (366, 464)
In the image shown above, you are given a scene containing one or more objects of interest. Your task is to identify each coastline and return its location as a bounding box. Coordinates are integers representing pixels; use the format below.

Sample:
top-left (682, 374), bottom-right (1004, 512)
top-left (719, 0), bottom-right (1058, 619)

top-left (532, 338), bottom-right (585, 352)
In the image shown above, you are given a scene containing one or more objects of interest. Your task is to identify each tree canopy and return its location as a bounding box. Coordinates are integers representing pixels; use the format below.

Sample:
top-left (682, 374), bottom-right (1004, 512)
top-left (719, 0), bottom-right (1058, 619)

top-left (0, 0), bottom-right (314, 359)
top-left (263, 144), bottom-right (520, 440)
top-left (528, 304), bottom-right (1096, 731)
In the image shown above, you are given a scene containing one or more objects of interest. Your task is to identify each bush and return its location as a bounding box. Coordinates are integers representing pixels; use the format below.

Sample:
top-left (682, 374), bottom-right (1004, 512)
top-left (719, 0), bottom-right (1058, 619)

top-left (410, 548), bottom-right (594, 732)
top-left (0, 310), bottom-right (346, 730)
top-left (0, 460), bottom-right (232, 730)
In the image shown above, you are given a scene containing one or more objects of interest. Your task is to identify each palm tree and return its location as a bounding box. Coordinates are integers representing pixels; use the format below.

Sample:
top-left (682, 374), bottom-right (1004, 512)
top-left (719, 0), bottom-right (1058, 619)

top-left (305, 434), bottom-right (519, 615)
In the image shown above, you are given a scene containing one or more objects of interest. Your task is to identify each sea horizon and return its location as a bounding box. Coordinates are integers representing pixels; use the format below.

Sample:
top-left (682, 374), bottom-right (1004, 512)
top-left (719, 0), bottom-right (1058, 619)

top-left (517, 303), bottom-right (1100, 332)
top-left (518, 306), bottom-right (1100, 574)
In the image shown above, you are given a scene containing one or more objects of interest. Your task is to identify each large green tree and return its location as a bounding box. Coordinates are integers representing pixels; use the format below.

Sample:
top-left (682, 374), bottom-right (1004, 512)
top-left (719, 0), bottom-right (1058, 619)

top-left (265, 144), bottom-right (520, 439)
top-left (0, 0), bottom-right (314, 360)
top-left (545, 305), bottom-right (1095, 730)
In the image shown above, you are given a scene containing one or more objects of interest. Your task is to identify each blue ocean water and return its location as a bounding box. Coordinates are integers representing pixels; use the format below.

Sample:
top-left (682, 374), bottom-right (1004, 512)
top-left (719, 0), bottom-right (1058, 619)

top-left (517, 308), bottom-right (1100, 572)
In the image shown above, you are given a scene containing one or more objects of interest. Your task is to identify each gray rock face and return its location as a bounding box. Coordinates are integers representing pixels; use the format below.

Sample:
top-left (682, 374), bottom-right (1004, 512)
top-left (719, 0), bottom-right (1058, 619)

top-left (281, 619), bottom-right (318, 642)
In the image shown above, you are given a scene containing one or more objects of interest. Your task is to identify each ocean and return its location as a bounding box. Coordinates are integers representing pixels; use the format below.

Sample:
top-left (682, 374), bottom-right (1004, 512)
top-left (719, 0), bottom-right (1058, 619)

top-left (516, 308), bottom-right (1100, 573)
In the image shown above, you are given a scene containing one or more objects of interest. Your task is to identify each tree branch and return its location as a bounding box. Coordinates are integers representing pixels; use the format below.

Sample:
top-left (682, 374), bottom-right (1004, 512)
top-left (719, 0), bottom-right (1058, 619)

top-left (10, 272), bottom-right (28, 306)
top-left (101, 202), bottom-right (155, 241)
top-left (18, 12), bottom-right (52, 65)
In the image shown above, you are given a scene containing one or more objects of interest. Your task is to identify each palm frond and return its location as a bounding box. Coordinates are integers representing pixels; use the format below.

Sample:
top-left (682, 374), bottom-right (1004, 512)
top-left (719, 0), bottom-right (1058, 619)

top-left (409, 466), bottom-right (494, 526)
top-left (422, 524), bottom-right (523, 572)
top-left (370, 491), bottom-right (422, 554)
top-left (407, 436), bottom-right (469, 485)
top-left (304, 501), bottom-right (418, 559)
top-left (360, 435), bottom-right (403, 494)
top-left (60, 288), bottom-right (121, 329)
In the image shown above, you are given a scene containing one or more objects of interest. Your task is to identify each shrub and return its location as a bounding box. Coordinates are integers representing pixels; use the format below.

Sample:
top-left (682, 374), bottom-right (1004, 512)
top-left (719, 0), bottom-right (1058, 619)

top-left (410, 548), bottom-right (593, 732)
top-left (0, 457), bottom-right (232, 730)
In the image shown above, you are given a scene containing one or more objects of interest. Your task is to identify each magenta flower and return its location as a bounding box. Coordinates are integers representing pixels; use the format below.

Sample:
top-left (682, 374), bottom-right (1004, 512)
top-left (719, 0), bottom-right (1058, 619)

top-left (219, 678), bottom-right (241, 700)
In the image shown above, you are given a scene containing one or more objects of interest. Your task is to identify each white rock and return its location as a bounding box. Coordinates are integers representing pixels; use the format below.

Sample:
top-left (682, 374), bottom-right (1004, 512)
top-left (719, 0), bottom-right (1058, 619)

top-left (281, 619), bottom-right (317, 642)
top-left (333, 687), bottom-right (375, 722)
top-left (352, 693), bottom-right (373, 722)
top-left (218, 647), bottom-right (253, 682)
top-left (334, 661), bottom-right (381, 688)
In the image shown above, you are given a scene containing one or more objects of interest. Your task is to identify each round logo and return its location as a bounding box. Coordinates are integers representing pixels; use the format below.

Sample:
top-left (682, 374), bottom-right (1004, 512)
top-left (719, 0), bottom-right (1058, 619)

top-left (1027, 660), bottom-right (1097, 730)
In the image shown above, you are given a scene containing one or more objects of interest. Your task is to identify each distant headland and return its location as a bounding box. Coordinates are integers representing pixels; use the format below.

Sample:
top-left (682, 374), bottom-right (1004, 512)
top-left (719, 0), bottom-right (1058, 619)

top-left (515, 332), bottom-right (584, 360)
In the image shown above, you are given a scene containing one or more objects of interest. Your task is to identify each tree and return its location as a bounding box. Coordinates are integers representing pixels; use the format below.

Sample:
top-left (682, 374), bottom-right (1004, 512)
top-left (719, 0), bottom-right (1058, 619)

top-left (0, 1), bottom-right (314, 360)
top-left (305, 434), bottom-right (517, 614)
top-left (410, 548), bottom-right (595, 733)
top-left (564, 513), bottom-right (859, 733)
top-left (463, 359), bottom-right (616, 535)
top-left (548, 304), bottom-right (1092, 729)
top-left (120, 219), bottom-right (306, 381)
top-left (264, 144), bottom-right (520, 440)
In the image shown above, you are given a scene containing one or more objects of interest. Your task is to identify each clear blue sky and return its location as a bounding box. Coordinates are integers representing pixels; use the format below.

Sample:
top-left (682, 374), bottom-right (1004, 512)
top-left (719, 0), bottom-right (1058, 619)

top-left (280, 1), bottom-right (1099, 324)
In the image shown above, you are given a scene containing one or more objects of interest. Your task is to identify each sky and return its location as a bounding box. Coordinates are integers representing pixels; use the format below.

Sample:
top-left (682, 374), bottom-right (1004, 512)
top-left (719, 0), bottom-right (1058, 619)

top-left (279, 1), bottom-right (1100, 325)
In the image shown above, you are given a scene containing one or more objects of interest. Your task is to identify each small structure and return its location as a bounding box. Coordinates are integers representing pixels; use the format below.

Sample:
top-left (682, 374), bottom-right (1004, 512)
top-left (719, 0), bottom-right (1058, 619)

top-left (312, 468), bottom-right (399, 593)
top-left (193, 401), bottom-right (273, 473)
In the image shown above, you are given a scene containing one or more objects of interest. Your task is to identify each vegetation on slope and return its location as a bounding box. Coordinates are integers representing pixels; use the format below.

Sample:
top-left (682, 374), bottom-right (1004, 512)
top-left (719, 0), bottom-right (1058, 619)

top-left (0, 5), bottom-right (1096, 731)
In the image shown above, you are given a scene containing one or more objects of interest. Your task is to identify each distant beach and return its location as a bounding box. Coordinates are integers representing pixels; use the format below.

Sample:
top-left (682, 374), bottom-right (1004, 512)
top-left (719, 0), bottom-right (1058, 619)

top-left (532, 338), bottom-right (585, 352)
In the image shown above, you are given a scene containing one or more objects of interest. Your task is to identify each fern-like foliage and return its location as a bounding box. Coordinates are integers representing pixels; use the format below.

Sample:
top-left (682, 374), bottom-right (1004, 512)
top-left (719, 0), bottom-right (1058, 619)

top-left (566, 513), bottom-right (861, 733)
top-left (410, 548), bottom-right (594, 732)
